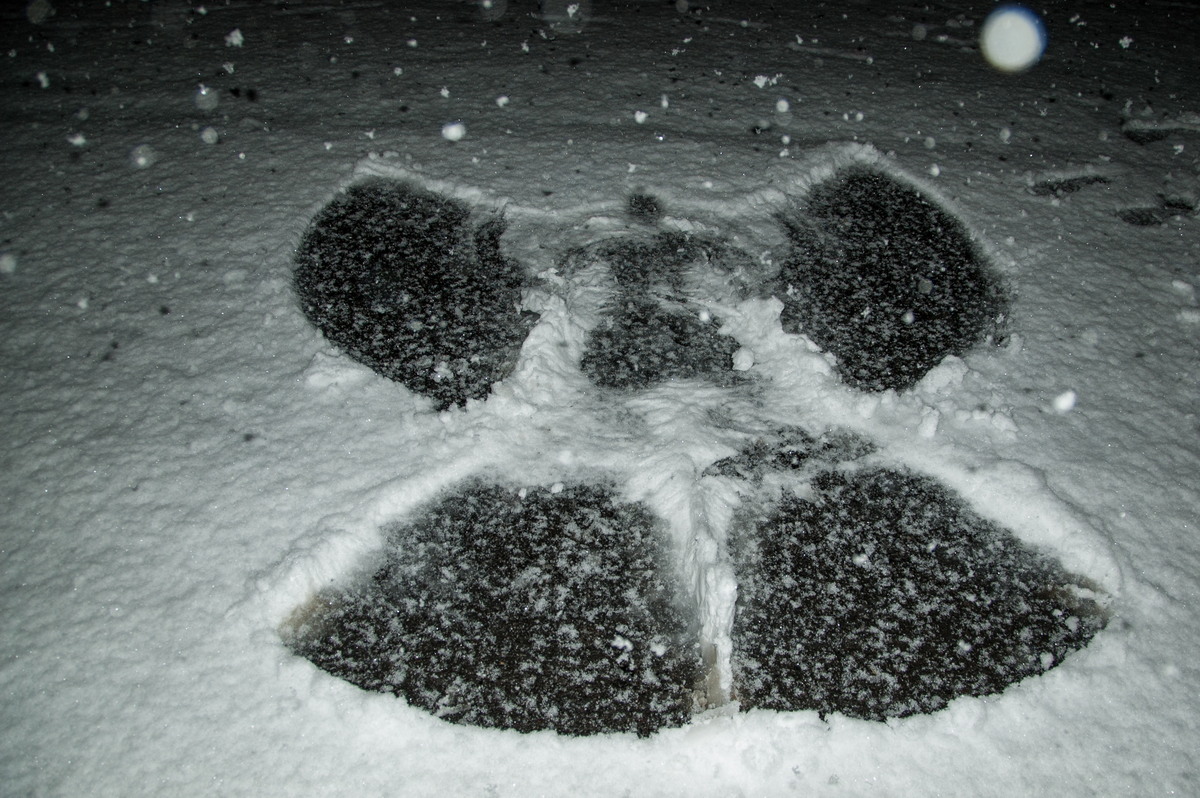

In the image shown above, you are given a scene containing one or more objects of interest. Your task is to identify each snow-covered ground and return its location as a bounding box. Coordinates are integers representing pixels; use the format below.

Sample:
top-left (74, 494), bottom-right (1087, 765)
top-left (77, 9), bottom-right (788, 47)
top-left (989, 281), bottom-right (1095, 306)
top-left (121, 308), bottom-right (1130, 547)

top-left (2, 0), bottom-right (1197, 795)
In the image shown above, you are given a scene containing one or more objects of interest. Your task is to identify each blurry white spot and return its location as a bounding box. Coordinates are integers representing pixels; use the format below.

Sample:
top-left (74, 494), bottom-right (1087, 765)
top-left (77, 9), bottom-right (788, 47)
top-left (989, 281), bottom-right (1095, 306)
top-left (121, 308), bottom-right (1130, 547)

top-left (660, 93), bottom-right (669, 109)
top-left (732, 347), bottom-right (754, 371)
top-left (36, 71), bottom-right (49, 88)
top-left (66, 132), bottom-right (86, 146)
top-left (852, 552), bottom-right (870, 567)
top-left (999, 126), bottom-right (1012, 143)
top-left (26, 0), bottom-right (54, 25)
top-left (923, 136), bottom-right (936, 149)
top-left (1052, 390), bottom-right (1077, 413)
top-left (407, 39), bottom-right (419, 48)
top-left (929, 163), bottom-right (941, 177)
top-left (611, 635), bottom-right (633, 651)
top-left (675, 0), bottom-right (689, 11)
top-left (496, 94), bottom-right (509, 107)
top-left (129, 144), bottom-right (158, 168)
top-left (27, 0), bottom-right (55, 24)
top-left (0, 252), bottom-right (16, 274)
top-left (440, 87), bottom-right (450, 98)
top-left (901, 309), bottom-right (915, 324)
top-left (222, 62), bottom-right (235, 74)
top-left (479, 0), bottom-right (507, 22)
top-left (1173, 144), bottom-right (1185, 155)
top-left (980, 6), bottom-right (1046, 72)
top-left (441, 121), bottom-right (466, 141)
top-left (957, 640), bottom-right (973, 654)
top-left (393, 66), bottom-right (403, 76)
top-left (542, 0), bottom-right (592, 32)
top-left (781, 134), bottom-right (791, 145)
top-left (344, 35), bottom-right (354, 44)
top-left (323, 141), bottom-right (333, 150)
top-left (1118, 36), bottom-right (1133, 49)
top-left (224, 28), bottom-right (244, 48)
top-left (194, 85), bottom-right (219, 111)
top-left (911, 23), bottom-right (928, 41)
top-left (200, 127), bottom-right (218, 144)
top-left (76, 296), bottom-right (88, 310)
top-left (1178, 308), bottom-right (1200, 324)
top-left (365, 129), bottom-right (376, 140)
top-left (775, 98), bottom-right (790, 113)
top-left (550, 482), bottom-right (564, 494)
top-left (634, 110), bottom-right (648, 124)
top-left (1039, 652), bottom-right (1055, 669)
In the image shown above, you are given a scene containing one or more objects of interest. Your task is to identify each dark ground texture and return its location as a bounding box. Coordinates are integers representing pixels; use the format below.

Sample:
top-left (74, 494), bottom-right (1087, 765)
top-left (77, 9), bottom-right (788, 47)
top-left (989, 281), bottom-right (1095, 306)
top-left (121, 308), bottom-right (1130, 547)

top-left (285, 481), bottom-right (701, 737)
top-left (777, 168), bottom-right (1009, 392)
top-left (579, 233), bottom-right (745, 389)
top-left (294, 180), bottom-right (537, 410)
top-left (731, 467), bottom-right (1106, 721)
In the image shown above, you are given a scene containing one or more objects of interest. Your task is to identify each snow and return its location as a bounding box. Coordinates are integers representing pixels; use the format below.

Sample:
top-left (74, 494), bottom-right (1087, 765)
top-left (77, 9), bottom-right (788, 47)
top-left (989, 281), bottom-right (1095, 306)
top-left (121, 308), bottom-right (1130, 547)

top-left (2, 0), bottom-right (1198, 796)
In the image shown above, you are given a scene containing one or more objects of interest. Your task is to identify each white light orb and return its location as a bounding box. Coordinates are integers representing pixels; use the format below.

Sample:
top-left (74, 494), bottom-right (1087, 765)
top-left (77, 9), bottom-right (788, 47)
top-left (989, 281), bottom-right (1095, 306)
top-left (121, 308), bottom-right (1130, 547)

top-left (980, 5), bottom-right (1046, 73)
top-left (478, 0), bottom-right (507, 22)
top-left (194, 85), bottom-right (219, 111)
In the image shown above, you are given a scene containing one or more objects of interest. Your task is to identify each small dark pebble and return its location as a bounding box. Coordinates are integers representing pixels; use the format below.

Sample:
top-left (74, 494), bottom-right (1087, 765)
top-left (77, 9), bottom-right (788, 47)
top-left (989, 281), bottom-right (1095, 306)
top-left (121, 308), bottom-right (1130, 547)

top-left (1029, 175), bottom-right (1110, 197)
top-left (627, 192), bottom-right (663, 224)
top-left (1122, 127), bottom-right (1171, 145)
top-left (1117, 207), bottom-right (1170, 227)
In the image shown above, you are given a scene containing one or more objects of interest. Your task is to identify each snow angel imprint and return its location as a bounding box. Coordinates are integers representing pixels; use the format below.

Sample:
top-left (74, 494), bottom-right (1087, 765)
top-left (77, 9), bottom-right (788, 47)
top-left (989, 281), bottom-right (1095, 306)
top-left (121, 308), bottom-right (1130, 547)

top-left (285, 167), bottom-right (1106, 735)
